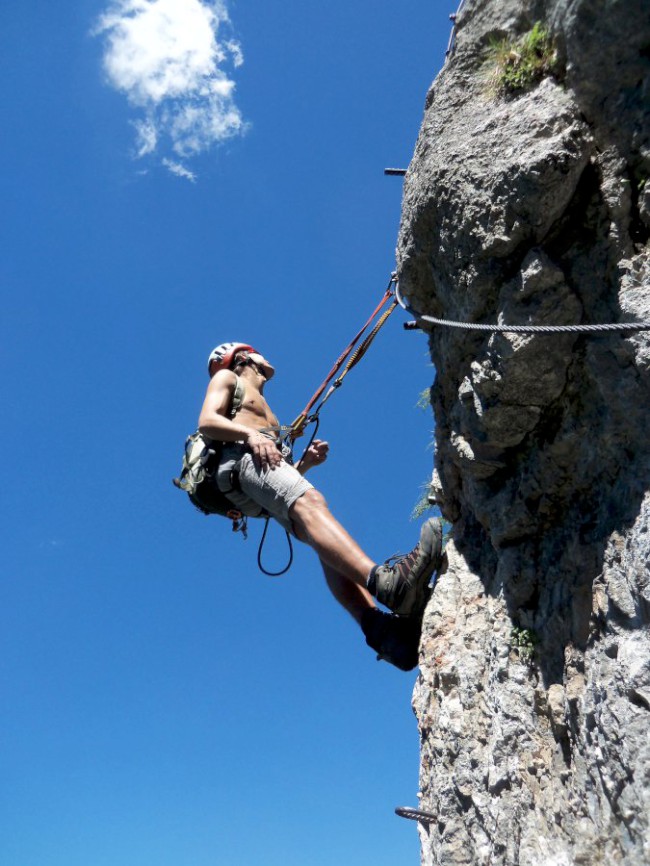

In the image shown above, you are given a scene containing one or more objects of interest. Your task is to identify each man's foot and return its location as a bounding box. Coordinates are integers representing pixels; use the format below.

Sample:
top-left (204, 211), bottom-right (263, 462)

top-left (360, 608), bottom-right (422, 671)
top-left (367, 517), bottom-right (443, 617)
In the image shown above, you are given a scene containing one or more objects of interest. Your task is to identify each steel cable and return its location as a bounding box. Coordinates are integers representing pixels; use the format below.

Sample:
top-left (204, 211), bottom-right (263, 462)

top-left (395, 281), bottom-right (650, 335)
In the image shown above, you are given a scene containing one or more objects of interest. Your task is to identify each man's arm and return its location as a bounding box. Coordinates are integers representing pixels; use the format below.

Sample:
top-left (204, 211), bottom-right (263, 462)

top-left (198, 370), bottom-right (250, 442)
top-left (198, 370), bottom-right (282, 469)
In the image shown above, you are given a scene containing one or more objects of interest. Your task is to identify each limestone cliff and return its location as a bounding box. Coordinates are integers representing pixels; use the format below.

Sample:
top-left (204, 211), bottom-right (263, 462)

top-left (396, 1), bottom-right (650, 863)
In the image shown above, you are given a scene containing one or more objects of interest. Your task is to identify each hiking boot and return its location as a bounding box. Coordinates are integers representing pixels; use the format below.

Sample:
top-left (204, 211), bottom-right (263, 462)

top-left (367, 517), bottom-right (443, 617)
top-left (360, 608), bottom-right (422, 671)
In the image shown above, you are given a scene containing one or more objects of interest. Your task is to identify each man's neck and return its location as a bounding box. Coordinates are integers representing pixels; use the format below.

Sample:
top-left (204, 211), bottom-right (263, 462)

top-left (239, 364), bottom-right (266, 395)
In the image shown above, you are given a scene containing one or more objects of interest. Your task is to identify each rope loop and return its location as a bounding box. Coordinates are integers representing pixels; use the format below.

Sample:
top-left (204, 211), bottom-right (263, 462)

top-left (257, 517), bottom-right (294, 577)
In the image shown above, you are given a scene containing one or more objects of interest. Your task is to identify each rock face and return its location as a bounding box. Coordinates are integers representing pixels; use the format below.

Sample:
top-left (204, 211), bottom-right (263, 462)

top-left (396, 1), bottom-right (650, 863)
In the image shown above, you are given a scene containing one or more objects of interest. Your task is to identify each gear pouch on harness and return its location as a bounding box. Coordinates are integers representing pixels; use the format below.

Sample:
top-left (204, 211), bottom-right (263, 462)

top-left (173, 432), bottom-right (240, 517)
top-left (172, 376), bottom-right (261, 521)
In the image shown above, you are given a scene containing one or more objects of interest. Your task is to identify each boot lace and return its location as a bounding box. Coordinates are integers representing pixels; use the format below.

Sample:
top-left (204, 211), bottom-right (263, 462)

top-left (383, 544), bottom-right (422, 580)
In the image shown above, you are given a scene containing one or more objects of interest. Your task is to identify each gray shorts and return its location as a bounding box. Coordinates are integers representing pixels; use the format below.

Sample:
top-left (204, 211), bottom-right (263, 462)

top-left (217, 443), bottom-right (313, 535)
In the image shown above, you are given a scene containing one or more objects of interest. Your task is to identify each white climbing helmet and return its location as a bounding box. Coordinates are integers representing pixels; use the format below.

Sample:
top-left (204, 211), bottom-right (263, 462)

top-left (207, 342), bottom-right (257, 376)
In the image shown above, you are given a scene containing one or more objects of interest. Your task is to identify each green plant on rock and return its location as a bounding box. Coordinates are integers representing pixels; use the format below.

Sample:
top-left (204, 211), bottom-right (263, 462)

top-left (484, 22), bottom-right (559, 97)
top-left (416, 387), bottom-right (432, 410)
top-left (411, 489), bottom-right (452, 542)
top-left (411, 483), bottom-right (435, 520)
top-left (510, 626), bottom-right (539, 663)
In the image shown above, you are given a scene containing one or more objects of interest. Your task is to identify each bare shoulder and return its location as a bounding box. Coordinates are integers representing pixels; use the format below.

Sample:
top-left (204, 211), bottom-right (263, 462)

top-left (200, 368), bottom-right (238, 422)
top-left (206, 368), bottom-right (237, 395)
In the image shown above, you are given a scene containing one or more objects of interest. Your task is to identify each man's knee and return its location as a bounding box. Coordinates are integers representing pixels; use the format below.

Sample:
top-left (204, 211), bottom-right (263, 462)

top-left (289, 488), bottom-right (328, 527)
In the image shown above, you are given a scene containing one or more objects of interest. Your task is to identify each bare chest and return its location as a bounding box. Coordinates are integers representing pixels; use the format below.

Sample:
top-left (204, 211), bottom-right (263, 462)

top-left (238, 389), bottom-right (279, 429)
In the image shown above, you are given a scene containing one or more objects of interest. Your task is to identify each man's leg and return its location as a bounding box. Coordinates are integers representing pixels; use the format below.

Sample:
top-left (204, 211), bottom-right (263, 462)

top-left (290, 488), bottom-right (442, 619)
top-left (320, 560), bottom-right (376, 623)
top-left (238, 453), bottom-right (442, 619)
top-left (290, 488), bottom-right (376, 588)
top-left (285, 484), bottom-right (445, 672)
top-left (319, 560), bottom-right (422, 671)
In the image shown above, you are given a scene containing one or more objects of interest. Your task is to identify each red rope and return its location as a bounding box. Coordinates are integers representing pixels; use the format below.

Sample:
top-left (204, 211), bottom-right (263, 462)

top-left (290, 278), bottom-right (396, 437)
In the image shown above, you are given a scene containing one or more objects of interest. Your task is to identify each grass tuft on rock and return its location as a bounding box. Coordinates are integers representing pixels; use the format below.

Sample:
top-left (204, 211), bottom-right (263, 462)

top-left (484, 22), bottom-right (559, 97)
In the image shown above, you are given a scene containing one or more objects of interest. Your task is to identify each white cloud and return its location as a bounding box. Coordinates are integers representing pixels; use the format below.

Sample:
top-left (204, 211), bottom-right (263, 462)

top-left (95, 0), bottom-right (245, 178)
top-left (162, 157), bottom-right (197, 182)
top-left (134, 118), bottom-right (158, 156)
top-left (225, 39), bottom-right (244, 67)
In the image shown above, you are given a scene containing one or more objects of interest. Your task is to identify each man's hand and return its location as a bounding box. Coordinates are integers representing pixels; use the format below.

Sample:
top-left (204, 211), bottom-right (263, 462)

top-left (246, 430), bottom-right (283, 471)
top-left (298, 439), bottom-right (329, 472)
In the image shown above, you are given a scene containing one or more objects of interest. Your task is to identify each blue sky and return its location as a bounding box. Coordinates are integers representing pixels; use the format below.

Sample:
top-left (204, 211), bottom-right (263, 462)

top-left (1, 2), bottom-right (456, 864)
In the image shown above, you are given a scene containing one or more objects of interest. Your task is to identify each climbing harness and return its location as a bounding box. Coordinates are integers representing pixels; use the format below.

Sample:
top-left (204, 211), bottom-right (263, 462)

top-left (395, 806), bottom-right (437, 824)
top-left (173, 376), bottom-right (250, 530)
top-left (173, 373), bottom-right (295, 572)
top-left (172, 429), bottom-right (251, 533)
top-left (395, 280), bottom-right (650, 334)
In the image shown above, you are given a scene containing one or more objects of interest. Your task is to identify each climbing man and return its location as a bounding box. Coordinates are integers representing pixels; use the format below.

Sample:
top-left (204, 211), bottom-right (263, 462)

top-left (196, 341), bottom-right (443, 671)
